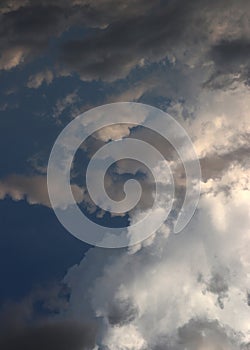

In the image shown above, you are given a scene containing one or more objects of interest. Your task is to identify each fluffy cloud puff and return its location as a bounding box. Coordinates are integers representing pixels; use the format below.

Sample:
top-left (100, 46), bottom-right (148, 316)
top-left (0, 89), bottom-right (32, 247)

top-left (62, 160), bottom-right (250, 349)
top-left (55, 77), bottom-right (250, 341)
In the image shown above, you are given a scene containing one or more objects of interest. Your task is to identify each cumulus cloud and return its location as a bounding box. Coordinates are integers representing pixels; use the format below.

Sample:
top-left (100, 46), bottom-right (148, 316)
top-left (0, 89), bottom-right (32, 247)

top-left (3, 83), bottom-right (249, 221)
top-left (183, 84), bottom-right (250, 159)
top-left (154, 319), bottom-right (241, 350)
top-left (1, 1), bottom-right (249, 348)
top-left (62, 161), bottom-right (250, 349)
top-left (55, 81), bottom-right (250, 349)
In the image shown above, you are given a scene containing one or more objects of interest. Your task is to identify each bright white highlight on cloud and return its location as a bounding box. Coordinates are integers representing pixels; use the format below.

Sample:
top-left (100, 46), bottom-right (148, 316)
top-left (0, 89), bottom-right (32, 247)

top-left (0, 1), bottom-right (250, 349)
top-left (60, 85), bottom-right (250, 349)
top-left (63, 163), bottom-right (250, 349)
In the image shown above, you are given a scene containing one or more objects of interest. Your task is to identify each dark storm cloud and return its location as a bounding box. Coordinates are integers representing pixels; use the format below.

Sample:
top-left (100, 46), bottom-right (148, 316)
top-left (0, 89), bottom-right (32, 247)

top-left (0, 286), bottom-right (96, 350)
top-left (0, 0), bottom-right (156, 22)
top-left (0, 0), bottom-right (158, 70)
top-left (205, 39), bottom-right (250, 88)
top-left (59, 0), bottom-right (250, 82)
top-left (211, 40), bottom-right (250, 70)
top-left (1, 0), bottom-right (185, 75)
top-left (0, 0), bottom-right (249, 84)
top-left (0, 3), bottom-right (69, 69)
top-left (0, 321), bottom-right (96, 350)
top-left (60, 0), bottom-right (189, 81)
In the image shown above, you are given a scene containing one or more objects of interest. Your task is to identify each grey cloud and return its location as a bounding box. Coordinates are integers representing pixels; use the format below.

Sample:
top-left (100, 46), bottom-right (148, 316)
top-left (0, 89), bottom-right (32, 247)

top-left (200, 144), bottom-right (250, 182)
top-left (0, 283), bottom-right (96, 350)
top-left (0, 321), bottom-right (96, 350)
top-left (60, 1), bottom-right (193, 81)
top-left (108, 298), bottom-right (138, 327)
top-left (0, 0), bottom-right (158, 70)
top-left (247, 291), bottom-right (250, 306)
top-left (60, 120), bottom-right (250, 220)
top-left (205, 39), bottom-right (250, 88)
top-left (153, 319), bottom-right (240, 350)
top-left (207, 272), bottom-right (229, 295)
top-left (204, 269), bottom-right (230, 309)
top-left (0, 0), bottom-right (249, 86)
top-left (59, 0), bottom-right (250, 82)
top-left (175, 319), bottom-right (240, 350)
top-left (0, 0), bottom-right (157, 23)
top-left (0, 4), bottom-right (68, 69)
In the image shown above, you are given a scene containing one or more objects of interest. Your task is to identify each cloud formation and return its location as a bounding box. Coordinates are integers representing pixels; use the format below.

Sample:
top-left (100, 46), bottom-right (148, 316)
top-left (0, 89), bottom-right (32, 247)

top-left (0, 0), bottom-right (249, 87)
top-left (1, 1), bottom-right (249, 349)
top-left (0, 174), bottom-right (84, 208)
top-left (58, 0), bottom-right (250, 83)
top-left (0, 320), bottom-right (96, 350)
top-left (0, 282), bottom-right (96, 350)
top-left (56, 78), bottom-right (250, 349)
top-left (27, 69), bottom-right (54, 89)
top-left (63, 161), bottom-right (250, 349)
top-left (0, 0), bottom-right (158, 71)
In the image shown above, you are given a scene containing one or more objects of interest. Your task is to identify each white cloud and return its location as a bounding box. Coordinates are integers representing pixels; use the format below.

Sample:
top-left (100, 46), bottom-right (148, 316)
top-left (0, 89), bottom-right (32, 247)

top-left (62, 158), bottom-right (250, 349)
top-left (184, 84), bottom-right (250, 159)
top-left (93, 124), bottom-right (134, 142)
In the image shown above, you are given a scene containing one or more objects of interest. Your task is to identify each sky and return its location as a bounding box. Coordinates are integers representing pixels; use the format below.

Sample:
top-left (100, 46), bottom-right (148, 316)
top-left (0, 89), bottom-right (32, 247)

top-left (0, 0), bottom-right (250, 349)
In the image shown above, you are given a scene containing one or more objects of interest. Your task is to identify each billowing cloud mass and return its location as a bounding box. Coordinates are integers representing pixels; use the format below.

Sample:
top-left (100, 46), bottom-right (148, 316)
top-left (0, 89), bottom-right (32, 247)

top-left (0, 0), bottom-right (249, 85)
top-left (0, 0), bottom-right (158, 72)
top-left (0, 0), bottom-right (249, 349)
top-left (59, 0), bottom-right (250, 82)
top-left (53, 72), bottom-right (250, 349)
top-left (62, 161), bottom-right (250, 349)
